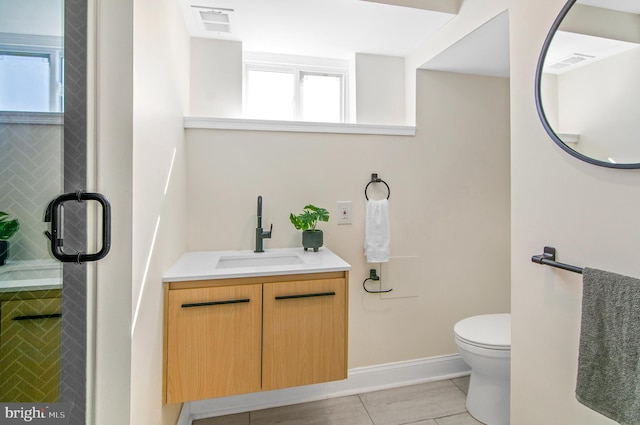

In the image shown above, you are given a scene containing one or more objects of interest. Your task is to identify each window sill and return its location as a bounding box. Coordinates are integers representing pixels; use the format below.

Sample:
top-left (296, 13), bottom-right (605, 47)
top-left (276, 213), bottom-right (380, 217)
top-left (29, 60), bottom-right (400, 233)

top-left (184, 117), bottom-right (416, 136)
top-left (0, 112), bottom-right (63, 125)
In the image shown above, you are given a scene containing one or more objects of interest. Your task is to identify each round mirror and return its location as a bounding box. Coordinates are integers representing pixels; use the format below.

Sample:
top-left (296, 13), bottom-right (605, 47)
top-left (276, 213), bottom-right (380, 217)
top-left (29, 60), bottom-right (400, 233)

top-left (535, 0), bottom-right (640, 168)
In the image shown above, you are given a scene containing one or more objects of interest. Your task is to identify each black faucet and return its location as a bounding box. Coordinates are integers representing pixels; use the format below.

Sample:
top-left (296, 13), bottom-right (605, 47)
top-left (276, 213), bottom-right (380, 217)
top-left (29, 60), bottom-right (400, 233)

top-left (255, 195), bottom-right (272, 252)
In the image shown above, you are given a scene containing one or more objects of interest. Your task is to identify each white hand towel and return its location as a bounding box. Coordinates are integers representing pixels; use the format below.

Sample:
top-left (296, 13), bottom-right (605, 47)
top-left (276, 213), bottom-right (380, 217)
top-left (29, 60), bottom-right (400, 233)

top-left (364, 199), bottom-right (390, 263)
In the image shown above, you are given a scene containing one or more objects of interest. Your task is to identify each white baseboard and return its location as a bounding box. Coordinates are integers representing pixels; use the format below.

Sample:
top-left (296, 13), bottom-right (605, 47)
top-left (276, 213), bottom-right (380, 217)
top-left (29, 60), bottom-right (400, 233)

top-left (177, 354), bottom-right (469, 425)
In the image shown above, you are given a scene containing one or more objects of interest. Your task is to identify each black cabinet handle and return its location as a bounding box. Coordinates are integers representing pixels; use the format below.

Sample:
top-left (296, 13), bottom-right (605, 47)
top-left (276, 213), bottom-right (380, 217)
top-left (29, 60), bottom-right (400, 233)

top-left (181, 298), bottom-right (250, 308)
top-left (13, 313), bottom-right (62, 321)
top-left (275, 291), bottom-right (336, 300)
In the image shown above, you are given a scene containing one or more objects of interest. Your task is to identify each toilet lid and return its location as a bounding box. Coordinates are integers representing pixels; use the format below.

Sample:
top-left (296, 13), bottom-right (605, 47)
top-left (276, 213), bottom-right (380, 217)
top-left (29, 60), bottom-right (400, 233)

top-left (454, 313), bottom-right (510, 349)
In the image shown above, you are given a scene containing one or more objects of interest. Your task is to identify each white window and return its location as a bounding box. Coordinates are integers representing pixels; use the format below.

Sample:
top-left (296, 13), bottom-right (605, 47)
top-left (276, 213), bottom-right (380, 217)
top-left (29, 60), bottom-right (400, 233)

top-left (245, 66), bottom-right (296, 121)
top-left (0, 36), bottom-right (64, 113)
top-left (244, 53), bottom-right (347, 123)
top-left (299, 71), bottom-right (343, 123)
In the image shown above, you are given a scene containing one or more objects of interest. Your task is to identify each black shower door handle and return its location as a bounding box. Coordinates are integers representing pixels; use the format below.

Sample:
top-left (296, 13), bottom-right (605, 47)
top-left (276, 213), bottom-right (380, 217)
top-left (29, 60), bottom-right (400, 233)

top-left (44, 191), bottom-right (111, 263)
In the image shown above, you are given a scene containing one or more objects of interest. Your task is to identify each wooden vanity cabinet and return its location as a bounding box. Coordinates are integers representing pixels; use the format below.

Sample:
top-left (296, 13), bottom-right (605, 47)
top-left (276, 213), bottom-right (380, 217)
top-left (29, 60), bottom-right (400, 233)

top-left (0, 296), bottom-right (62, 402)
top-left (262, 278), bottom-right (347, 390)
top-left (165, 284), bottom-right (262, 404)
top-left (163, 271), bottom-right (348, 404)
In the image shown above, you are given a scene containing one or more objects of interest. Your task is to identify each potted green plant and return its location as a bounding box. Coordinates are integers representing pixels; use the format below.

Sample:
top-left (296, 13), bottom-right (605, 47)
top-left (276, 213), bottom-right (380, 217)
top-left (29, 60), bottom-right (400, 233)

top-left (289, 204), bottom-right (329, 252)
top-left (0, 212), bottom-right (19, 266)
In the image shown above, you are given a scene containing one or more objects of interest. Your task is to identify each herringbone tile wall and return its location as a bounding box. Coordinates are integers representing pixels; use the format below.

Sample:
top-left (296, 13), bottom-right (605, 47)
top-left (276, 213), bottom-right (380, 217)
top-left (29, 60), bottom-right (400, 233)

top-left (0, 297), bottom-right (61, 402)
top-left (0, 120), bottom-right (63, 261)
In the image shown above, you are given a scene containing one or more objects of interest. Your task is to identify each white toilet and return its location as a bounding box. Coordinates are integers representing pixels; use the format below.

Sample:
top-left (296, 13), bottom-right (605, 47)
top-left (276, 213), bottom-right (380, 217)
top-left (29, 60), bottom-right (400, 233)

top-left (454, 313), bottom-right (511, 425)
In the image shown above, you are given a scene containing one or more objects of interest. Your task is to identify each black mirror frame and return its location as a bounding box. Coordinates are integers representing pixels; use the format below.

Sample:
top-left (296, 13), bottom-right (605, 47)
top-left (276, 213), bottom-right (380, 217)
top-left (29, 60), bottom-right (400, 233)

top-left (534, 0), bottom-right (640, 169)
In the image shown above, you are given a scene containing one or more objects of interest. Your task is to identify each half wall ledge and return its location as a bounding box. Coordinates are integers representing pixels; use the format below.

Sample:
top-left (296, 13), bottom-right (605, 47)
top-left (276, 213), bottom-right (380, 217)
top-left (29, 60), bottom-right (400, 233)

top-left (184, 116), bottom-right (416, 136)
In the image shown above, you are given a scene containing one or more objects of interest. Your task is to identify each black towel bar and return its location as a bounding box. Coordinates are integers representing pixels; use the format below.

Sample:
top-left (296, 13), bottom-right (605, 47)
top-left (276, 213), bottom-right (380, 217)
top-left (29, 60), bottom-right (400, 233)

top-left (531, 246), bottom-right (583, 274)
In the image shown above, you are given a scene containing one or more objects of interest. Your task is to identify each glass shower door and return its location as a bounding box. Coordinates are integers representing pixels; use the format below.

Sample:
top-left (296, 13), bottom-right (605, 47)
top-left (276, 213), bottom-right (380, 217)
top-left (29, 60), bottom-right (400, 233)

top-left (0, 1), bottom-right (91, 423)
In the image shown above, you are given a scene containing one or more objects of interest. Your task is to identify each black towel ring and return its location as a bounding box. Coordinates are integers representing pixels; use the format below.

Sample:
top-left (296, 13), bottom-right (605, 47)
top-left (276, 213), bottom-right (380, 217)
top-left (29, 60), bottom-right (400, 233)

top-left (364, 173), bottom-right (390, 200)
top-left (363, 269), bottom-right (393, 294)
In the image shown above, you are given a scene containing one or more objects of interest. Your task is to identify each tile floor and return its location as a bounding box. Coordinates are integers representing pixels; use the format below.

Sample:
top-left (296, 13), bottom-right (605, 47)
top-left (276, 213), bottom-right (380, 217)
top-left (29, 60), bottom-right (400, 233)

top-left (193, 377), bottom-right (483, 425)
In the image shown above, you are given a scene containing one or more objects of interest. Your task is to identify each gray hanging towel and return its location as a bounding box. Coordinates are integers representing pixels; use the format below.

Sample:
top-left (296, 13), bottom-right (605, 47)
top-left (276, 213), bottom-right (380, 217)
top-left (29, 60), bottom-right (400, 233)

top-left (576, 267), bottom-right (640, 425)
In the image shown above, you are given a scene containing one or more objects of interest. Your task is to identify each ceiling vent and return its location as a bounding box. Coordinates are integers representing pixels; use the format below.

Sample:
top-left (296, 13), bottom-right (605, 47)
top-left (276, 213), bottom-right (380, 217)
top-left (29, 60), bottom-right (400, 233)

top-left (191, 6), bottom-right (234, 34)
top-left (547, 53), bottom-right (595, 72)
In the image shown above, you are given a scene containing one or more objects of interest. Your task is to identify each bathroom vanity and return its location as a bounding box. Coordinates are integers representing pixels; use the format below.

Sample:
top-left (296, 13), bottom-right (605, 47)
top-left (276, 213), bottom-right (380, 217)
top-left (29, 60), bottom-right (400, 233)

top-left (162, 248), bottom-right (351, 404)
top-left (0, 260), bottom-right (62, 402)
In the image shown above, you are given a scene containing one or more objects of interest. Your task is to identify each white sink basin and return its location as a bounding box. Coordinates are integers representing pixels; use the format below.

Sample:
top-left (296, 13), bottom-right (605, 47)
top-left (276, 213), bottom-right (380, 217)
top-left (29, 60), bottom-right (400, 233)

top-left (163, 247), bottom-right (351, 281)
top-left (216, 253), bottom-right (304, 269)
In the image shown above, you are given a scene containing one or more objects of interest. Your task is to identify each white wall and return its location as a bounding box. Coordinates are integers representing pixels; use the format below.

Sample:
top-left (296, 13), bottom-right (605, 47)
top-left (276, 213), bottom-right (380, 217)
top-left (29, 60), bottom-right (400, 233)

top-left (185, 70), bottom-right (510, 369)
top-left (130, 0), bottom-right (190, 424)
top-left (188, 41), bottom-right (407, 124)
top-left (92, 0), bottom-right (190, 424)
top-left (560, 4), bottom-right (640, 44)
top-left (510, 0), bottom-right (640, 423)
top-left (0, 0), bottom-right (63, 36)
top-left (556, 48), bottom-right (640, 162)
top-left (190, 38), bottom-right (243, 117)
top-left (404, 0), bottom-right (508, 124)
top-left (355, 53), bottom-right (405, 125)
top-left (361, 0), bottom-right (461, 15)
top-left (540, 73), bottom-right (559, 129)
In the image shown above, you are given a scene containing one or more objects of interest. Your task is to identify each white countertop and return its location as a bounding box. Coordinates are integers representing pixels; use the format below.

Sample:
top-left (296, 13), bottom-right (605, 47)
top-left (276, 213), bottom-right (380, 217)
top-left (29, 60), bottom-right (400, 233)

top-left (0, 259), bottom-right (62, 292)
top-left (162, 247), bottom-right (351, 282)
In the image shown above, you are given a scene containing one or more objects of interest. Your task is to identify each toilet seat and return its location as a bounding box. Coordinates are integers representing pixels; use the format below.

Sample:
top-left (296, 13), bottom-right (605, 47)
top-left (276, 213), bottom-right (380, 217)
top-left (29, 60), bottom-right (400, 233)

top-left (454, 314), bottom-right (510, 351)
